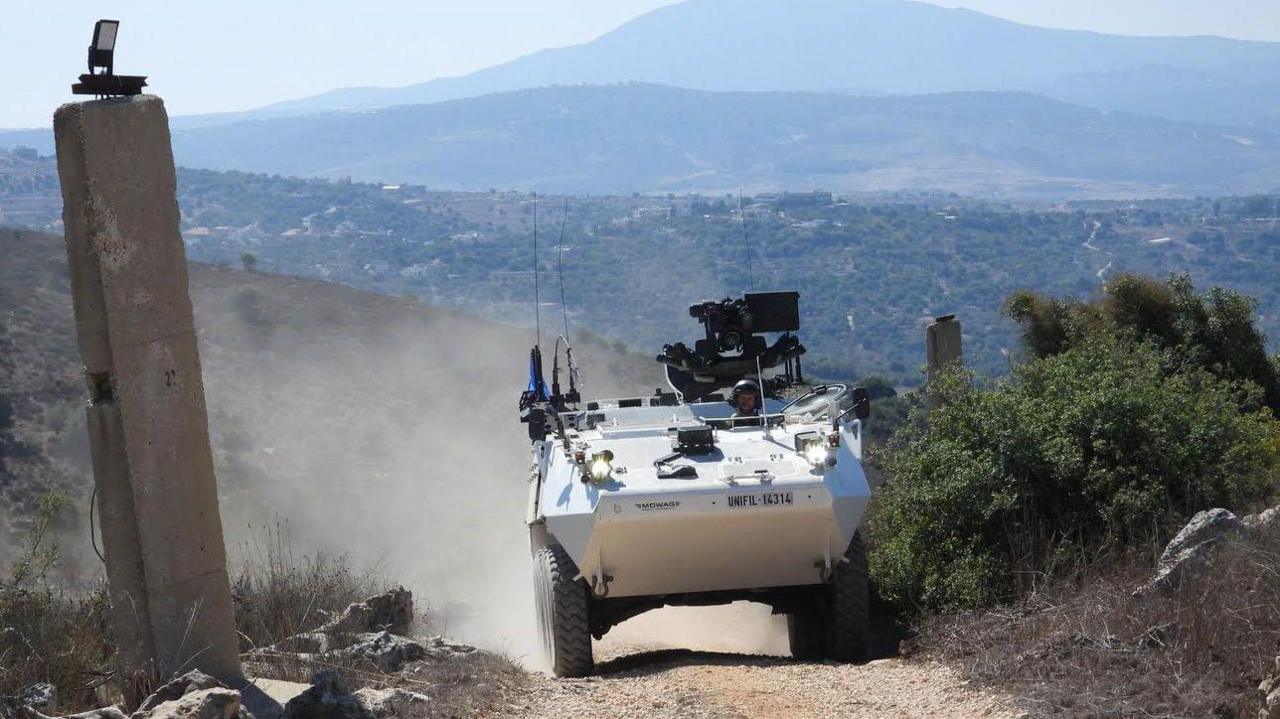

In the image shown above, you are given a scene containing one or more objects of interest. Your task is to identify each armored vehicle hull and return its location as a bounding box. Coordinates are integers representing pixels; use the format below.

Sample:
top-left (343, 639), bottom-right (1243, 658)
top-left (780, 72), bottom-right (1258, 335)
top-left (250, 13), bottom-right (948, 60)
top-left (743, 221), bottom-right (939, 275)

top-left (520, 291), bottom-right (874, 676)
top-left (526, 396), bottom-right (872, 675)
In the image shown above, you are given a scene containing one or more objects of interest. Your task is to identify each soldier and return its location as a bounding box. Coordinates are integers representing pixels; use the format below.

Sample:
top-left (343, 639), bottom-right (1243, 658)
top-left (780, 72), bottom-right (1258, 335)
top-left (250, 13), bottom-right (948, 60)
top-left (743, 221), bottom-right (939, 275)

top-left (730, 378), bottom-right (763, 419)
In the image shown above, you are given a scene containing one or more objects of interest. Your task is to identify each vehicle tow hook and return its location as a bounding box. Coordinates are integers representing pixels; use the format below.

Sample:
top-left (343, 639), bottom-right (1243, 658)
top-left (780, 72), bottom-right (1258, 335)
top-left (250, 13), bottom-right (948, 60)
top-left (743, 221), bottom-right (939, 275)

top-left (815, 552), bottom-right (835, 582)
top-left (590, 572), bottom-right (614, 598)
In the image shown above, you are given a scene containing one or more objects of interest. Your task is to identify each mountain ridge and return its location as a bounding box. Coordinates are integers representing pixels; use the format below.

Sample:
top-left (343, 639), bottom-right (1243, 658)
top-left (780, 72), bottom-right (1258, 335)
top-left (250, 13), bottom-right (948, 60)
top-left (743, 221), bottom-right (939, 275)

top-left (162, 83), bottom-right (1280, 198)
top-left (252, 0), bottom-right (1280, 127)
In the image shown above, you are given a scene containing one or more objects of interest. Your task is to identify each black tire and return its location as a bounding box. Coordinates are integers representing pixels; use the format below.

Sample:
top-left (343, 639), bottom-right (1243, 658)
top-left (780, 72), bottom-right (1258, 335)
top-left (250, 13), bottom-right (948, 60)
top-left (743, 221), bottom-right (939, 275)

top-left (786, 609), bottom-right (825, 660)
top-left (533, 544), bottom-right (594, 677)
top-left (825, 532), bottom-right (870, 662)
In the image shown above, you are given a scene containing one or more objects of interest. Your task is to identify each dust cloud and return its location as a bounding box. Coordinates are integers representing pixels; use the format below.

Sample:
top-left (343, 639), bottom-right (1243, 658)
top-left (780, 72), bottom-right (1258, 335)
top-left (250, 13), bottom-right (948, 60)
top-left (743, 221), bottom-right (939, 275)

top-left (600, 603), bottom-right (790, 659)
top-left (191, 269), bottom-right (787, 668)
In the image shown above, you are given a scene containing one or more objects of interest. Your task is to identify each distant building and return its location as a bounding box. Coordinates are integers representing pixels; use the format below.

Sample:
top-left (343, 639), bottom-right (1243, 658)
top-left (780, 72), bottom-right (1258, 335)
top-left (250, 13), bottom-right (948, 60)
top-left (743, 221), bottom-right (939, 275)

top-left (755, 191), bottom-right (833, 209)
top-left (12, 146), bottom-right (38, 160)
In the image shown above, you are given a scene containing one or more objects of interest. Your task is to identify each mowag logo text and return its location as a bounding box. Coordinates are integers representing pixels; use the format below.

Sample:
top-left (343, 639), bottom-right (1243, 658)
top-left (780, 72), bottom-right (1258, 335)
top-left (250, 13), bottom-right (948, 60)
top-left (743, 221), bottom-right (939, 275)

top-left (634, 501), bottom-right (680, 511)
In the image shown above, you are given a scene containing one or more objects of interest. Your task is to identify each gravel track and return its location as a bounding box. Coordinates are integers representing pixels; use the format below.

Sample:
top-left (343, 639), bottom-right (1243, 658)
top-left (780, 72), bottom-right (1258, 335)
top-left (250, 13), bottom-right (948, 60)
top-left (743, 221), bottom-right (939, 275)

top-left (496, 652), bottom-right (1018, 719)
top-left (489, 605), bottom-right (1019, 719)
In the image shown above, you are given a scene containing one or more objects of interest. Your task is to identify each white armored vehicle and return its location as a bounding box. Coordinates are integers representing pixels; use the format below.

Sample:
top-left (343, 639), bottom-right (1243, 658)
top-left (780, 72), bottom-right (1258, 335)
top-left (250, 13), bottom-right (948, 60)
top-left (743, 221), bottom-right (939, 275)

top-left (520, 292), bottom-right (873, 677)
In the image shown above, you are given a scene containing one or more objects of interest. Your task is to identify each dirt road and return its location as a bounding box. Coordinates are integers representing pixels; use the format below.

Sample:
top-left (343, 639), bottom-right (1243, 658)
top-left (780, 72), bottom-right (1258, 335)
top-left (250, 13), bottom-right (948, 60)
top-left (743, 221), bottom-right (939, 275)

top-left (490, 604), bottom-right (1020, 719)
top-left (503, 653), bottom-right (1019, 719)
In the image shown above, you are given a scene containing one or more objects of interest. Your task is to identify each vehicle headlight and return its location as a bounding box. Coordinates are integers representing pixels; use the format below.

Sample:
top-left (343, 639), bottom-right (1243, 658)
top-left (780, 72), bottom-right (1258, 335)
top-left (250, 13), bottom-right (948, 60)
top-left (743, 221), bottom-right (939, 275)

top-left (794, 430), bottom-right (835, 469)
top-left (587, 450), bottom-right (614, 482)
top-left (803, 443), bottom-right (828, 467)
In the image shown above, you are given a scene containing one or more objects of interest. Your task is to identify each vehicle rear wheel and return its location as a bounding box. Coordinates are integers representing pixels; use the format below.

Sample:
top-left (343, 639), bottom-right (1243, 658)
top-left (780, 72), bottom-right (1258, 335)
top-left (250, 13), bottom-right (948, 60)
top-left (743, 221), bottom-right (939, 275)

top-left (825, 532), bottom-right (870, 662)
top-left (533, 543), bottom-right (594, 677)
top-left (786, 608), bottom-right (825, 660)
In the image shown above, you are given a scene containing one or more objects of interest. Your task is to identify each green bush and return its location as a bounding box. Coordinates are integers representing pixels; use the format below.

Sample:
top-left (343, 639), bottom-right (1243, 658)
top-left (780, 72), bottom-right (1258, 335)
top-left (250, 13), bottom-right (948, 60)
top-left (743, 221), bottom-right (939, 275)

top-left (868, 335), bottom-right (1279, 612)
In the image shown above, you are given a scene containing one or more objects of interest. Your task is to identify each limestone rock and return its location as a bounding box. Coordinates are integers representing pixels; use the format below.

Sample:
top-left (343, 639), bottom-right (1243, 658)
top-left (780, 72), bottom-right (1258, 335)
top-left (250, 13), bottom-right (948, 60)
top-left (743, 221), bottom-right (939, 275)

top-left (332, 632), bottom-right (425, 673)
top-left (133, 671), bottom-right (223, 717)
top-left (17, 708), bottom-right (129, 719)
top-left (1245, 506), bottom-right (1280, 533)
top-left (351, 689), bottom-right (429, 718)
top-left (1136, 508), bottom-right (1244, 596)
top-left (1260, 656), bottom-right (1280, 719)
top-left (322, 589), bottom-right (413, 636)
top-left (12, 684), bottom-right (56, 715)
top-left (279, 673), bottom-right (371, 719)
top-left (420, 636), bottom-right (476, 660)
top-left (137, 689), bottom-right (242, 719)
top-left (1161, 508), bottom-right (1244, 562)
top-left (0, 683), bottom-right (59, 719)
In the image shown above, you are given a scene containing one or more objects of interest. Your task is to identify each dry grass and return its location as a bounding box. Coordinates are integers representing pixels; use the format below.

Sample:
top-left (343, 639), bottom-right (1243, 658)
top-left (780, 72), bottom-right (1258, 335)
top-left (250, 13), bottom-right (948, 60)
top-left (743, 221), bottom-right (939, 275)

top-left (920, 525), bottom-right (1280, 718)
top-left (230, 519), bottom-right (385, 652)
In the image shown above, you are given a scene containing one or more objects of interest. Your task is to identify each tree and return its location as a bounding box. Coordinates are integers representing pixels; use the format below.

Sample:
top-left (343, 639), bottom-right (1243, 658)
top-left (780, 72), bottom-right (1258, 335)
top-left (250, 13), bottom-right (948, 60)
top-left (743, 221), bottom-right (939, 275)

top-left (1007, 273), bottom-right (1280, 411)
top-left (240, 253), bottom-right (258, 272)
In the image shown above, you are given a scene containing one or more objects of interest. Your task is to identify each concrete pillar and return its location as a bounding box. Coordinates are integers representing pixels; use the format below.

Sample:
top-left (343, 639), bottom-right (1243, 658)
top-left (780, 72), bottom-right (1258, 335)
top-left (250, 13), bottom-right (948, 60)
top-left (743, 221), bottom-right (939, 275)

top-left (54, 95), bottom-right (242, 689)
top-left (926, 314), bottom-right (962, 408)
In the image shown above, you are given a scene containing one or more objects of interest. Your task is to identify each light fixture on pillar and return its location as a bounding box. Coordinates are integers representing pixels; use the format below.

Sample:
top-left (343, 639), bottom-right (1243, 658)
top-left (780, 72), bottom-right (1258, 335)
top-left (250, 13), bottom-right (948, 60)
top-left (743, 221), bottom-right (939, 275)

top-left (72, 19), bottom-right (148, 97)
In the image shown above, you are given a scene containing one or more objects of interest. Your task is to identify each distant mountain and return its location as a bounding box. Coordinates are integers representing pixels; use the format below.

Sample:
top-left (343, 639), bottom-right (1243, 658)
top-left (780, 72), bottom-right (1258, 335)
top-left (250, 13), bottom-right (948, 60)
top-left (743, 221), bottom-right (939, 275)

top-left (164, 84), bottom-right (1280, 198)
top-left (257, 0), bottom-right (1280, 127)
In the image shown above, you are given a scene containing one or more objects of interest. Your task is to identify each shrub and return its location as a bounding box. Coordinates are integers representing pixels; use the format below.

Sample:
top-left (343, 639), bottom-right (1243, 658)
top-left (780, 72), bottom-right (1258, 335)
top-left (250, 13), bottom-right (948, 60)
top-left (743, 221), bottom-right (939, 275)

top-left (868, 335), bottom-right (1279, 612)
top-left (0, 493), bottom-right (114, 711)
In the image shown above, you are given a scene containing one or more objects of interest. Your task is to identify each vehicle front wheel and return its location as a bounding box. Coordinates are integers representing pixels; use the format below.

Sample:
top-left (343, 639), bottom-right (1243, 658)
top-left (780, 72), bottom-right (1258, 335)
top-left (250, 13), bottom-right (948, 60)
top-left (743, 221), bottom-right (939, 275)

top-left (533, 543), bottom-right (594, 677)
top-left (825, 532), bottom-right (870, 662)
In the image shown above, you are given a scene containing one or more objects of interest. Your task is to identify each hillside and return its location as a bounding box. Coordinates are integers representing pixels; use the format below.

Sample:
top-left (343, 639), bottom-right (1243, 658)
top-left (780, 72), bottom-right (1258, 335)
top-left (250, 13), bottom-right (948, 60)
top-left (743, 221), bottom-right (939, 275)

top-left (161, 85), bottom-right (1280, 197)
top-left (0, 228), bottom-right (657, 651)
top-left (170, 179), bottom-right (1280, 386)
top-left (7, 159), bottom-right (1280, 388)
top-left (257, 0), bottom-right (1280, 129)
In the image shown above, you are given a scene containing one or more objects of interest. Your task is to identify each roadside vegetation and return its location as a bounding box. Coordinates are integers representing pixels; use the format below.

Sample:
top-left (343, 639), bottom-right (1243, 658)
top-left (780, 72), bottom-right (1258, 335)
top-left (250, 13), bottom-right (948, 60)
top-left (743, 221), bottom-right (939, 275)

top-left (867, 273), bottom-right (1280, 715)
top-left (0, 494), bottom-right (113, 711)
top-left (1, 510), bottom-right (524, 716)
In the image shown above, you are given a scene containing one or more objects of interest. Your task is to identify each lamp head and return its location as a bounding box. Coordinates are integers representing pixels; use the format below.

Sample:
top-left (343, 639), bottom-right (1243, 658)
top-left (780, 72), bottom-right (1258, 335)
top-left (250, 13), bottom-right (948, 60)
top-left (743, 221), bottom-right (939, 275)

top-left (73, 19), bottom-right (146, 97)
top-left (88, 20), bottom-right (120, 74)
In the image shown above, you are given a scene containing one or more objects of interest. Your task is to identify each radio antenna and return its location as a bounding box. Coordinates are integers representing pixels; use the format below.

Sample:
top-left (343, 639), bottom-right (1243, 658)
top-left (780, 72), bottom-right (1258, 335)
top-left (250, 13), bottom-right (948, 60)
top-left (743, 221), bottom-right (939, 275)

top-left (532, 191), bottom-right (541, 348)
top-left (738, 192), bottom-right (755, 291)
top-left (554, 199), bottom-right (583, 399)
top-left (556, 199), bottom-right (571, 341)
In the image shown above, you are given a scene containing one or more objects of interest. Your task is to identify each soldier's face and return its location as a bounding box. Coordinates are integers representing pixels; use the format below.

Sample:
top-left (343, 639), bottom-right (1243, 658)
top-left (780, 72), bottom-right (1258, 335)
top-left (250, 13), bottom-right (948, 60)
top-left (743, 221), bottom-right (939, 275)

top-left (738, 392), bottom-right (758, 412)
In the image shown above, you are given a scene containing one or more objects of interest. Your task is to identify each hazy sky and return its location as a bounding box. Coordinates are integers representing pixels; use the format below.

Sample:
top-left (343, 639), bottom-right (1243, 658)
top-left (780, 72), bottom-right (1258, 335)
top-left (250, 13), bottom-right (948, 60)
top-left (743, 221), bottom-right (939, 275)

top-left (3, 0), bottom-right (1279, 129)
